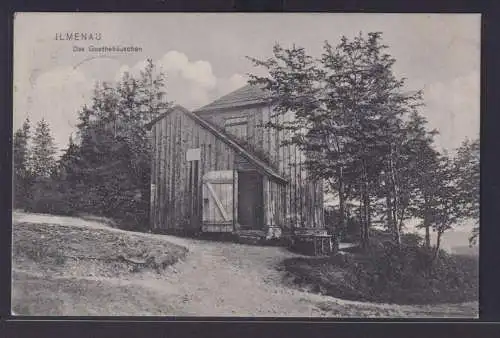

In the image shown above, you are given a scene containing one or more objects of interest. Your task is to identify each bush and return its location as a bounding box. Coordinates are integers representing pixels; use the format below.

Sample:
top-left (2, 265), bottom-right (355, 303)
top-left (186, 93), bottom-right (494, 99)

top-left (25, 178), bottom-right (76, 216)
top-left (324, 206), bottom-right (361, 243)
top-left (284, 232), bottom-right (478, 305)
top-left (22, 176), bottom-right (151, 232)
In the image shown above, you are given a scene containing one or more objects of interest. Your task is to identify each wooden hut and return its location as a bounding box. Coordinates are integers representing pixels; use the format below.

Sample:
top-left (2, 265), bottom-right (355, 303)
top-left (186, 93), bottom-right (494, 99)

top-left (147, 84), bottom-right (332, 254)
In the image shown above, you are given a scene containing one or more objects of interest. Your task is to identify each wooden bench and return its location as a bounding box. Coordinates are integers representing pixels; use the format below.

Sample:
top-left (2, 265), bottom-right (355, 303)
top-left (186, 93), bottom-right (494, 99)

top-left (291, 230), bottom-right (335, 256)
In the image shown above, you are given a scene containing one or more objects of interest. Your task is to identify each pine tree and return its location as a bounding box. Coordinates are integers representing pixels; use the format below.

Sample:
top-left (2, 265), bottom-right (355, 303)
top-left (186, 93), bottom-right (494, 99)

top-left (31, 119), bottom-right (57, 178)
top-left (135, 58), bottom-right (171, 124)
top-left (74, 83), bottom-right (122, 213)
top-left (13, 118), bottom-right (32, 208)
top-left (67, 60), bottom-right (171, 228)
top-left (58, 135), bottom-right (81, 180)
top-left (13, 118), bottom-right (31, 172)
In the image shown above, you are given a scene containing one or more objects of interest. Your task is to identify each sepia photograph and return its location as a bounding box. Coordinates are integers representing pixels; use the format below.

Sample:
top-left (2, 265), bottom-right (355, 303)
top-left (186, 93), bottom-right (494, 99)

top-left (12, 13), bottom-right (480, 317)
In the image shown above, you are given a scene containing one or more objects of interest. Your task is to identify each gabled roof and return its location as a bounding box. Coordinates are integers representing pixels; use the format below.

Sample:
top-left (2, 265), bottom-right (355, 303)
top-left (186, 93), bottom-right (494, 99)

top-left (194, 84), bottom-right (270, 113)
top-left (194, 84), bottom-right (419, 113)
top-left (146, 105), bottom-right (287, 184)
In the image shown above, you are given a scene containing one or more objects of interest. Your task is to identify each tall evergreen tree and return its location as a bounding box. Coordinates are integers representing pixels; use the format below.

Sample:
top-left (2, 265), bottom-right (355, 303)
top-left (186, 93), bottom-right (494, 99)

top-left (52, 135), bottom-right (83, 213)
top-left (67, 60), bottom-right (171, 228)
top-left (13, 118), bottom-right (31, 172)
top-left (58, 135), bottom-right (81, 180)
top-left (136, 58), bottom-right (171, 124)
top-left (13, 118), bottom-right (32, 208)
top-left (31, 118), bottom-right (57, 179)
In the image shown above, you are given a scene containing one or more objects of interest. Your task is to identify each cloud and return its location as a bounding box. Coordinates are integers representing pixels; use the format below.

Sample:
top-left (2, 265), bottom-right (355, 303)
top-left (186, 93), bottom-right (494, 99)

top-left (114, 51), bottom-right (246, 110)
top-left (216, 73), bottom-right (248, 97)
top-left (423, 70), bottom-right (480, 150)
top-left (14, 65), bottom-right (95, 152)
top-left (15, 50), bottom-right (249, 152)
top-left (158, 51), bottom-right (217, 89)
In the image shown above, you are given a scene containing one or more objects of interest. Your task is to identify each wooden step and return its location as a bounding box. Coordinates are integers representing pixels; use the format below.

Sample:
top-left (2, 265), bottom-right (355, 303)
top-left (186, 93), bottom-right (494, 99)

top-left (234, 230), bottom-right (266, 245)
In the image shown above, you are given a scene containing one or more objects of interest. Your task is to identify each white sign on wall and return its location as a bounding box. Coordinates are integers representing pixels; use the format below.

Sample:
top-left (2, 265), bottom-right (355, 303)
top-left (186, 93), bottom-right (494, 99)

top-left (186, 148), bottom-right (201, 161)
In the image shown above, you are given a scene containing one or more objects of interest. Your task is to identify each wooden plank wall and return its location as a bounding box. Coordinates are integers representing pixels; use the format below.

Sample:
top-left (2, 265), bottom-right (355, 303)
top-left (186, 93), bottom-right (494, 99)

top-left (150, 123), bottom-right (158, 227)
top-left (263, 177), bottom-right (286, 228)
top-left (262, 106), bottom-right (325, 231)
top-left (151, 109), bottom-right (236, 231)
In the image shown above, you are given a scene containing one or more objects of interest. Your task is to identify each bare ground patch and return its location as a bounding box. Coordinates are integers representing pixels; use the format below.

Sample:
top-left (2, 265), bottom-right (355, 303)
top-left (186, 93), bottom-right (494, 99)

top-left (12, 220), bottom-right (187, 315)
top-left (12, 270), bottom-right (188, 316)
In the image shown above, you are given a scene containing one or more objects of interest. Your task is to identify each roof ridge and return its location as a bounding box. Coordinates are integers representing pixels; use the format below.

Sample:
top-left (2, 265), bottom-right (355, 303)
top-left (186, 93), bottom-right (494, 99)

top-left (194, 83), bottom-right (269, 112)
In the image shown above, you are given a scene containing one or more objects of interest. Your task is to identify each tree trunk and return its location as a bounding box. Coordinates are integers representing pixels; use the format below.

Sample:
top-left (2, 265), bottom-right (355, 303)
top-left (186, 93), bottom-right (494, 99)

top-left (360, 160), bottom-right (370, 249)
top-left (385, 192), bottom-right (393, 230)
top-left (398, 209), bottom-right (406, 232)
top-left (423, 197), bottom-right (431, 248)
top-left (365, 193), bottom-right (371, 245)
top-left (358, 190), bottom-right (366, 249)
top-left (432, 230), bottom-right (443, 262)
top-left (388, 146), bottom-right (401, 247)
top-left (338, 166), bottom-right (346, 238)
top-left (424, 219), bottom-right (430, 248)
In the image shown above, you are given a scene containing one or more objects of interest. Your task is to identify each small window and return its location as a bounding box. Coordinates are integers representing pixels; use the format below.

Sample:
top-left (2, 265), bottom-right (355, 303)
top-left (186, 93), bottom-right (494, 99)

top-left (224, 116), bottom-right (248, 139)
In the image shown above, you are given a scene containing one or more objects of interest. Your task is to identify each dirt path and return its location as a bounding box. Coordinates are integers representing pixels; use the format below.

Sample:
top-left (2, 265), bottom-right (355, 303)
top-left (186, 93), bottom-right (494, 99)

top-left (12, 212), bottom-right (478, 317)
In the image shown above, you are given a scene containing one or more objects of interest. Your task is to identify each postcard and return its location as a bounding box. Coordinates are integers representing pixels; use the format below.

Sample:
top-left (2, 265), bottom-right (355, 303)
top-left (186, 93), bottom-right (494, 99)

top-left (12, 12), bottom-right (480, 318)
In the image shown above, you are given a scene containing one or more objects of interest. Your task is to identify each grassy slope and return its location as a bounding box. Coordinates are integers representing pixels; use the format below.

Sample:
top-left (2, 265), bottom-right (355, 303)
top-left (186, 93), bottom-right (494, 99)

top-left (12, 221), bottom-right (188, 316)
top-left (283, 230), bottom-right (478, 308)
top-left (284, 251), bottom-right (478, 306)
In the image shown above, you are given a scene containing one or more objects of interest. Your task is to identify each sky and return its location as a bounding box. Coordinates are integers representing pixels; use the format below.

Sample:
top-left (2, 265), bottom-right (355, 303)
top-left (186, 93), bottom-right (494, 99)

top-left (13, 13), bottom-right (480, 154)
